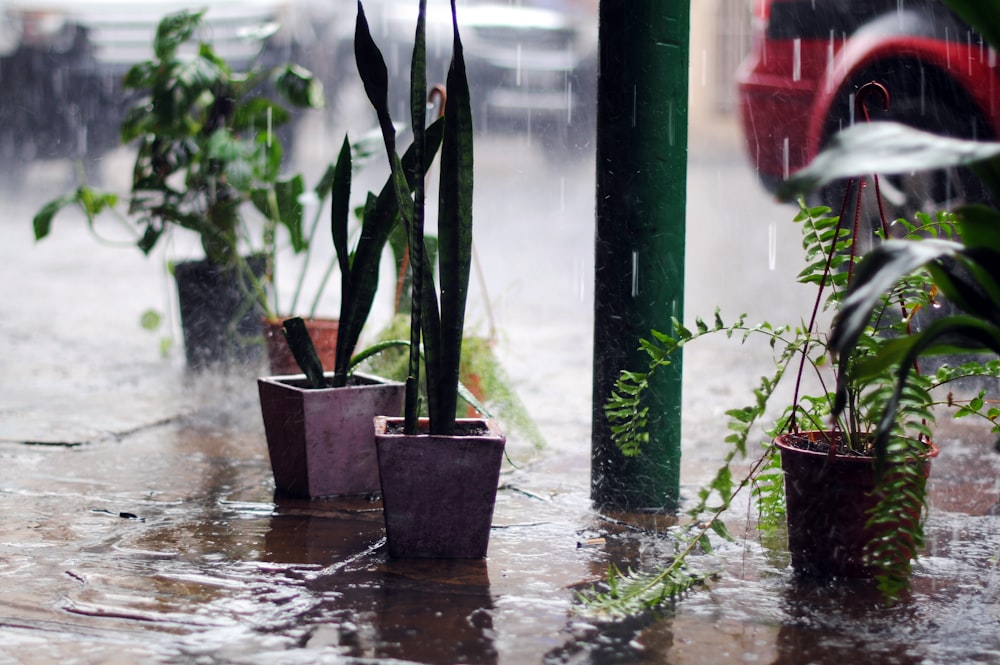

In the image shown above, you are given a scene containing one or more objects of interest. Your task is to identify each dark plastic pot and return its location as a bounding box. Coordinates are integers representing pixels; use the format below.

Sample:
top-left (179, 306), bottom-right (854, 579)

top-left (375, 417), bottom-right (506, 559)
top-left (174, 256), bottom-right (267, 369)
top-left (258, 372), bottom-right (404, 498)
top-left (263, 317), bottom-right (339, 376)
top-left (776, 431), bottom-right (937, 578)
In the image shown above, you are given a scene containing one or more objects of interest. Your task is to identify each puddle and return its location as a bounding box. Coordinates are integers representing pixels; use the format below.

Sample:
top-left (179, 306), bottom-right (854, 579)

top-left (4, 405), bottom-right (1000, 665)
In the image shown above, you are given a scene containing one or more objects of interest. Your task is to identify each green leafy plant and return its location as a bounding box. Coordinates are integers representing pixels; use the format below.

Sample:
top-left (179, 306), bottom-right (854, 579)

top-left (583, 197), bottom-right (1000, 614)
top-left (278, 119), bottom-right (445, 389)
top-left (32, 9), bottom-right (324, 319)
top-left (589, 0), bottom-right (1000, 612)
top-left (355, 0), bottom-right (475, 436)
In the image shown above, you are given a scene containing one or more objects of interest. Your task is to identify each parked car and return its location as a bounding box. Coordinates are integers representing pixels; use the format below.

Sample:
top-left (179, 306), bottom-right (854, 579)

top-left (0, 0), bottom-right (327, 179)
top-left (323, 0), bottom-right (597, 150)
top-left (736, 0), bottom-right (999, 215)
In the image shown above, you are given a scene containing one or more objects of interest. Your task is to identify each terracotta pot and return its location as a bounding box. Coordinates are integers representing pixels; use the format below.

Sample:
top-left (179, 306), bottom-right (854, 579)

top-left (262, 317), bottom-right (339, 376)
top-left (174, 256), bottom-right (267, 369)
top-left (374, 417), bottom-right (506, 559)
top-left (776, 431), bottom-right (937, 578)
top-left (258, 372), bottom-right (404, 498)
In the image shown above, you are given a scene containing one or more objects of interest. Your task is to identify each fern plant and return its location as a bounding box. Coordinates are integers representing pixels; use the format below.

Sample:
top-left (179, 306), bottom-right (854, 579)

top-left (582, 200), bottom-right (1000, 616)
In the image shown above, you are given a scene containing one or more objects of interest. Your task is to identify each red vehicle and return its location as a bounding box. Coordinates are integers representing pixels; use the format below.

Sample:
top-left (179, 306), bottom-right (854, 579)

top-left (736, 0), bottom-right (999, 209)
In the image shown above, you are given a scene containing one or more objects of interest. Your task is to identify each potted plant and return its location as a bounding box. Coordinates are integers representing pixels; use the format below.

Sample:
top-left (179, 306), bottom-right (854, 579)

top-left (584, 2), bottom-right (1000, 616)
top-left (583, 181), bottom-right (1000, 615)
top-left (257, 117), bottom-right (446, 498)
top-left (260, 130), bottom-right (389, 375)
top-left (353, 0), bottom-right (506, 559)
top-left (31, 10), bottom-right (325, 369)
top-left (260, 164), bottom-right (341, 376)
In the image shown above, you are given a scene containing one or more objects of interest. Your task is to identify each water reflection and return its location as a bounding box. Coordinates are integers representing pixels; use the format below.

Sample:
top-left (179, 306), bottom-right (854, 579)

top-left (264, 494), bottom-right (384, 565)
top-left (772, 578), bottom-right (924, 665)
top-left (265, 495), bottom-right (499, 664)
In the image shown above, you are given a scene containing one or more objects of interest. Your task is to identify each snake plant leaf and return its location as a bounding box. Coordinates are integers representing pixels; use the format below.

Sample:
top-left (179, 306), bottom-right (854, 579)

top-left (282, 317), bottom-right (329, 389)
top-left (776, 123), bottom-right (1000, 202)
top-left (950, 205), bottom-right (1000, 306)
top-left (355, 1), bottom-right (396, 164)
top-left (329, 136), bottom-right (353, 291)
top-left (830, 204), bottom-right (1000, 456)
top-left (331, 119), bottom-right (444, 389)
top-left (427, 0), bottom-right (475, 434)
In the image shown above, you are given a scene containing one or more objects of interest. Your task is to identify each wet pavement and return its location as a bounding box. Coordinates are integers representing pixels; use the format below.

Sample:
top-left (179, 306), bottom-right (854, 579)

top-left (4, 124), bottom-right (1000, 664)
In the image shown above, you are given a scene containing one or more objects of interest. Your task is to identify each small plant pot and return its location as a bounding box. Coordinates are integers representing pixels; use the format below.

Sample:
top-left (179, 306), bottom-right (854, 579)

top-left (374, 417), bottom-right (506, 559)
top-left (263, 317), bottom-right (339, 376)
top-left (258, 373), bottom-right (404, 498)
top-left (776, 431), bottom-right (937, 578)
top-left (174, 256), bottom-right (267, 369)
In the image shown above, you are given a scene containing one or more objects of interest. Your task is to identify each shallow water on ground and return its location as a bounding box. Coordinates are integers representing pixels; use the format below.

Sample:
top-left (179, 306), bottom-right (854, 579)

top-left (3, 391), bottom-right (1000, 664)
top-left (4, 132), bottom-right (1000, 664)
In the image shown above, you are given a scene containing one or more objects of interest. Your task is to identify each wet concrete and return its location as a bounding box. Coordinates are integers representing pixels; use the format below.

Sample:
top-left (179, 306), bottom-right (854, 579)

top-left (4, 124), bottom-right (1000, 664)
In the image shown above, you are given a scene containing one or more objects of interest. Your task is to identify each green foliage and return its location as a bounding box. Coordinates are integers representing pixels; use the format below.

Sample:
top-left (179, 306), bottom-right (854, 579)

top-left (593, 195), bottom-right (1000, 613)
top-left (356, 0), bottom-right (475, 435)
top-left (598, 1), bottom-right (1000, 608)
top-left (119, 9), bottom-right (322, 268)
top-left (31, 9), bottom-right (324, 320)
top-left (360, 314), bottom-right (544, 447)
top-left (581, 562), bottom-right (711, 619)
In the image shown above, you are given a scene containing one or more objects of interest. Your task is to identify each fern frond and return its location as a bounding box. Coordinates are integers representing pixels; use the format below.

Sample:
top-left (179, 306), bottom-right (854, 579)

top-left (577, 562), bottom-right (711, 619)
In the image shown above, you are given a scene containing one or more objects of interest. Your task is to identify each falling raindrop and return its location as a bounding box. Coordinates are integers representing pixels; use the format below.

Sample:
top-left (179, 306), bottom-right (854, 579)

top-left (825, 30), bottom-right (835, 93)
top-left (566, 78), bottom-right (574, 125)
top-left (768, 222), bottom-right (777, 271)
top-left (792, 38), bottom-right (801, 82)
top-left (945, 26), bottom-right (952, 69)
top-left (515, 43), bottom-right (522, 87)
top-left (968, 31), bottom-right (974, 77)
top-left (631, 250), bottom-right (639, 298)
top-left (631, 85), bottom-right (637, 128)
top-left (667, 100), bottom-right (675, 147)
top-left (782, 136), bottom-right (790, 180)
top-left (920, 64), bottom-right (926, 116)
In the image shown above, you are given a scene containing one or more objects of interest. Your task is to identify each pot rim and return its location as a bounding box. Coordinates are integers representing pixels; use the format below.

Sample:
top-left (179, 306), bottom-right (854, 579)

top-left (374, 416), bottom-right (505, 441)
top-left (257, 371), bottom-right (404, 391)
top-left (774, 430), bottom-right (939, 462)
top-left (262, 315), bottom-right (340, 326)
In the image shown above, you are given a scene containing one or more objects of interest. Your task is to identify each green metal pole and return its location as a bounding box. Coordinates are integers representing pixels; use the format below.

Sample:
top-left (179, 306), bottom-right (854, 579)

top-left (592, 0), bottom-right (690, 512)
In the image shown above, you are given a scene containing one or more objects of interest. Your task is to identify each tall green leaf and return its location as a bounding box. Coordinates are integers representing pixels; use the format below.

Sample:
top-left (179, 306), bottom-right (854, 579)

top-left (405, 0), bottom-right (430, 433)
top-left (428, 0), bottom-right (475, 434)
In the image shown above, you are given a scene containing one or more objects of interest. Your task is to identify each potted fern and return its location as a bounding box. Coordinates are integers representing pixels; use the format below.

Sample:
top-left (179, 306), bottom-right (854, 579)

top-left (586, 188), bottom-right (1000, 615)
top-left (585, 0), bottom-right (1000, 617)
top-left (31, 10), bottom-right (324, 369)
top-left (354, 0), bottom-right (506, 559)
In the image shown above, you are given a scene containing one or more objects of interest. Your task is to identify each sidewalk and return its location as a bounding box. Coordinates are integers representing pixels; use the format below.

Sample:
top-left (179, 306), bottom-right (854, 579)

top-left (4, 136), bottom-right (1000, 664)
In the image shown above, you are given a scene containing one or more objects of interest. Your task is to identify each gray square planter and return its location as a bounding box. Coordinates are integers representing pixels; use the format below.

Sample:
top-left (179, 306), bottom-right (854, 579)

top-left (258, 373), bottom-right (404, 498)
top-left (375, 417), bottom-right (506, 558)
